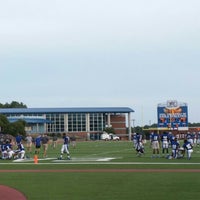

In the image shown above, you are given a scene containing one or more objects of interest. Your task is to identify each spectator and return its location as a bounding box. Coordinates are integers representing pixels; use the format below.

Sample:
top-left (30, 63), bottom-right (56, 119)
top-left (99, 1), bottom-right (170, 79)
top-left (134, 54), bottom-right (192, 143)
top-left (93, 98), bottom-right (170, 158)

top-left (41, 134), bottom-right (49, 158)
top-left (25, 134), bottom-right (33, 155)
top-left (51, 133), bottom-right (58, 149)
top-left (71, 134), bottom-right (76, 148)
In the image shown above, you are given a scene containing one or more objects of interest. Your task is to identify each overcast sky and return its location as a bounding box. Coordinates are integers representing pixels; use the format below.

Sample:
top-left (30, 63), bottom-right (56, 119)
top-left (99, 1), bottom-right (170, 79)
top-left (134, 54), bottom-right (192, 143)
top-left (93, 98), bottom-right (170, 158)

top-left (0, 0), bottom-right (200, 126)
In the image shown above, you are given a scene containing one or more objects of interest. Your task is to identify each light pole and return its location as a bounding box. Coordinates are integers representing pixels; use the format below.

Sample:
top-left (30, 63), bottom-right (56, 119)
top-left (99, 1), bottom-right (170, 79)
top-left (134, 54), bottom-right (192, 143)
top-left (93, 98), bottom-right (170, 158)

top-left (149, 120), bottom-right (151, 126)
top-left (132, 119), bottom-right (135, 133)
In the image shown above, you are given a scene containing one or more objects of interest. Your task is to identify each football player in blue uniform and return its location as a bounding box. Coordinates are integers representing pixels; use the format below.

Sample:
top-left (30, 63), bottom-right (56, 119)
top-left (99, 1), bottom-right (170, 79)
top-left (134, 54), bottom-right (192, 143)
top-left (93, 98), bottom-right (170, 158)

top-left (58, 133), bottom-right (71, 160)
top-left (1, 140), bottom-right (7, 159)
top-left (135, 133), bottom-right (144, 157)
top-left (171, 137), bottom-right (180, 159)
top-left (186, 132), bottom-right (193, 145)
top-left (183, 139), bottom-right (193, 160)
top-left (151, 132), bottom-right (160, 158)
top-left (197, 132), bottom-right (200, 147)
top-left (7, 143), bottom-right (13, 159)
top-left (161, 132), bottom-right (169, 157)
top-left (34, 135), bottom-right (42, 155)
top-left (14, 143), bottom-right (26, 159)
top-left (132, 133), bottom-right (137, 148)
top-left (15, 134), bottom-right (23, 145)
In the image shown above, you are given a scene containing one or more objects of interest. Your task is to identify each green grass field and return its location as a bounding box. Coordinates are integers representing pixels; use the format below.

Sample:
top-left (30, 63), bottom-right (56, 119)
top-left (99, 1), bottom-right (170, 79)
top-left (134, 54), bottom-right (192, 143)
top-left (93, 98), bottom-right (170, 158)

top-left (1, 140), bottom-right (200, 200)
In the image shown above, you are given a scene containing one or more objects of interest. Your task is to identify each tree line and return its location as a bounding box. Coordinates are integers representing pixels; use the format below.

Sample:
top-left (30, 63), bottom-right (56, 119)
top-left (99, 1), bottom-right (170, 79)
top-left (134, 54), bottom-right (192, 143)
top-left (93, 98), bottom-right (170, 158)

top-left (0, 101), bottom-right (27, 108)
top-left (0, 101), bottom-right (27, 136)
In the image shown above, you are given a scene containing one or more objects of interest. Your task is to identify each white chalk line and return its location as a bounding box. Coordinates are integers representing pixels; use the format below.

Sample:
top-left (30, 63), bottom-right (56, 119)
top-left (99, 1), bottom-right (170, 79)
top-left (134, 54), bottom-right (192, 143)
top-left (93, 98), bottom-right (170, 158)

top-left (0, 156), bottom-right (198, 165)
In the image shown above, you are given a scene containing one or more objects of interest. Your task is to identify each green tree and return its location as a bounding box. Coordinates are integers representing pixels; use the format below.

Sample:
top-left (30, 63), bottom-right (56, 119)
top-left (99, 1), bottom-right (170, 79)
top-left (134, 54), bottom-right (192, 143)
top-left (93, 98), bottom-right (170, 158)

top-left (188, 122), bottom-right (200, 127)
top-left (104, 127), bottom-right (115, 134)
top-left (0, 114), bottom-right (26, 136)
top-left (0, 101), bottom-right (27, 108)
top-left (0, 114), bottom-right (10, 133)
top-left (8, 120), bottom-right (26, 137)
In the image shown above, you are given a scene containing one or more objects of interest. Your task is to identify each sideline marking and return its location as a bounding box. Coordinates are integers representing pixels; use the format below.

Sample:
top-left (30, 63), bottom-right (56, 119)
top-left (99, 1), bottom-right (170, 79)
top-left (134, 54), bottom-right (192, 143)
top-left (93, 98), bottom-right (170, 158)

top-left (50, 162), bottom-right (200, 165)
top-left (0, 162), bottom-right (200, 165)
top-left (10, 157), bottom-right (117, 163)
top-left (12, 158), bottom-right (55, 163)
top-left (3, 157), bottom-right (200, 165)
top-left (52, 157), bottom-right (117, 162)
top-left (96, 158), bottom-right (115, 161)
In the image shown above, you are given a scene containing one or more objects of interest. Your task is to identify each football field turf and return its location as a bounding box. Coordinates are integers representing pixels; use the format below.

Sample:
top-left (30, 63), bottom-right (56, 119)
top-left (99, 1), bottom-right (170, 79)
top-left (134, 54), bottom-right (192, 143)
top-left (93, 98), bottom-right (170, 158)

top-left (0, 140), bottom-right (200, 200)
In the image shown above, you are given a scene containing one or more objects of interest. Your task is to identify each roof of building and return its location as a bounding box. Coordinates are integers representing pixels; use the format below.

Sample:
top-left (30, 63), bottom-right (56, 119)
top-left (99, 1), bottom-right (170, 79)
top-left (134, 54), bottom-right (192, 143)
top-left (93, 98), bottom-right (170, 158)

top-left (0, 107), bottom-right (134, 114)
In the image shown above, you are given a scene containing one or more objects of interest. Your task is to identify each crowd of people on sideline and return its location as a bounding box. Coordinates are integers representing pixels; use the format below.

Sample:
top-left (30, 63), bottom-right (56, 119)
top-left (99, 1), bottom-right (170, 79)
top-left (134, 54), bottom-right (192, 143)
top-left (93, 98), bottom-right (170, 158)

top-left (132, 131), bottom-right (198, 160)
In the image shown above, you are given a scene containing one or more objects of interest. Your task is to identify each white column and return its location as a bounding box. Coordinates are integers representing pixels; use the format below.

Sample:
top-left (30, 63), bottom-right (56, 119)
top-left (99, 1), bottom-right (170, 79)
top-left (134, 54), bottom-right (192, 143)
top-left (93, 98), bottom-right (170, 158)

top-left (43, 114), bottom-right (46, 133)
top-left (36, 123), bottom-right (39, 133)
top-left (86, 113), bottom-right (90, 132)
top-left (107, 113), bottom-right (111, 127)
top-left (64, 114), bottom-right (68, 132)
top-left (128, 113), bottom-right (132, 141)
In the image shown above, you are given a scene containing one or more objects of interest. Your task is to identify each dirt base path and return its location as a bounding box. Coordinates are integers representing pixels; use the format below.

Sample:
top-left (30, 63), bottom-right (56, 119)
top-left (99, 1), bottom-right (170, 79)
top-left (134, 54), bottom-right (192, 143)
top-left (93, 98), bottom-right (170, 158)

top-left (0, 185), bottom-right (27, 200)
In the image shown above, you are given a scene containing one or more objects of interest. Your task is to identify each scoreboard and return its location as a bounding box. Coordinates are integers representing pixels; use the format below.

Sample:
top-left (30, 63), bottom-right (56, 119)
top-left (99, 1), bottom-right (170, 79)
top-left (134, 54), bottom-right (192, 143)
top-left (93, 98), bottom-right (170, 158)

top-left (157, 100), bottom-right (188, 130)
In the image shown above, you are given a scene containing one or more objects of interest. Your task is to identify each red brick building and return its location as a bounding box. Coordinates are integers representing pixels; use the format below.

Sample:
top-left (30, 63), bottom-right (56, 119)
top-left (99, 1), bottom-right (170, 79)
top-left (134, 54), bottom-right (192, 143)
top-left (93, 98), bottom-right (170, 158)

top-left (110, 115), bottom-right (126, 135)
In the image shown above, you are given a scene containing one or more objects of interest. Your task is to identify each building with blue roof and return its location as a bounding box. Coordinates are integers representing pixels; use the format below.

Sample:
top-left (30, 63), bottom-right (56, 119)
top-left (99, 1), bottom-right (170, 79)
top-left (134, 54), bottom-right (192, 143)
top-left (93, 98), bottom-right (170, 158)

top-left (0, 107), bottom-right (134, 140)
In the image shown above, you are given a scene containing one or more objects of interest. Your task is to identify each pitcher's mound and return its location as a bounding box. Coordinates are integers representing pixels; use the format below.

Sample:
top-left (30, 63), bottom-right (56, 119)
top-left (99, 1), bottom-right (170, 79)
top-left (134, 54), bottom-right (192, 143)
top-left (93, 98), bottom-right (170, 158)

top-left (0, 185), bottom-right (27, 200)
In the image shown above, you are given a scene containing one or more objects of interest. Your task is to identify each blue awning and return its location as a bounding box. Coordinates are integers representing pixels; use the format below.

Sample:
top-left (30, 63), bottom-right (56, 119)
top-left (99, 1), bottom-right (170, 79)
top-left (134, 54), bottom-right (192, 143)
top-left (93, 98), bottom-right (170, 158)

top-left (8, 118), bottom-right (52, 124)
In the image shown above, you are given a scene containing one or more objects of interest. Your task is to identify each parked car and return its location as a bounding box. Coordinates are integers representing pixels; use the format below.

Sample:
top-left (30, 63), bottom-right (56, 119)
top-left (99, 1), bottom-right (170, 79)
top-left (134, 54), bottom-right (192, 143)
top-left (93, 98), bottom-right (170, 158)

top-left (109, 133), bottom-right (120, 141)
top-left (100, 132), bottom-right (120, 141)
top-left (100, 132), bottom-right (110, 141)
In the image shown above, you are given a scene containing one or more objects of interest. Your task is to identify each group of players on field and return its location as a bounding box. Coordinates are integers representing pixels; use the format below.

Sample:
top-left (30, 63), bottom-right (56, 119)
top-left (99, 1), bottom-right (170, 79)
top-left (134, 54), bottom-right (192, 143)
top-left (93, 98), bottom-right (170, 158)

top-left (0, 133), bottom-right (71, 160)
top-left (0, 134), bottom-right (25, 160)
top-left (0, 131), bottom-right (197, 160)
top-left (133, 131), bottom-right (198, 160)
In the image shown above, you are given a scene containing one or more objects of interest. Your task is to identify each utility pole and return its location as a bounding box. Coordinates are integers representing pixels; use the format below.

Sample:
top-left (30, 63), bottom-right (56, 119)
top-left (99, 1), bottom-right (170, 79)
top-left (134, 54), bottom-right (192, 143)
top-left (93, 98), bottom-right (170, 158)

top-left (132, 119), bottom-right (135, 132)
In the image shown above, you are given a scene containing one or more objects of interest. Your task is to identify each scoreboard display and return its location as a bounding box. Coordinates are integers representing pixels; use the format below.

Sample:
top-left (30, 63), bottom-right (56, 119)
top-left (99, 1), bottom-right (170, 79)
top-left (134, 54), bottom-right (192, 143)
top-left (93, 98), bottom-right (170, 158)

top-left (157, 100), bottom-right (188, 130)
